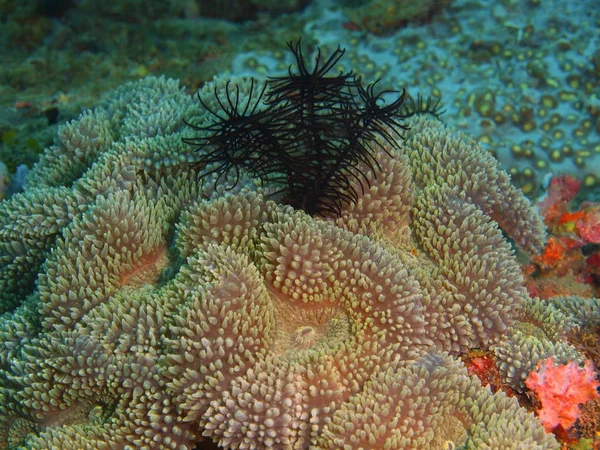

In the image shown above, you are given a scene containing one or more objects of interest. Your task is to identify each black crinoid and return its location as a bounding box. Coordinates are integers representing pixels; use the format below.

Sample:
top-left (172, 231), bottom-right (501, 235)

top-left (185, 39), bottom-right (419, 216)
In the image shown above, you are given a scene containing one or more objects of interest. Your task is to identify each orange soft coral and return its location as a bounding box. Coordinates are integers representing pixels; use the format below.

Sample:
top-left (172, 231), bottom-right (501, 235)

top-left (525, 357), bottom-right (600, 433)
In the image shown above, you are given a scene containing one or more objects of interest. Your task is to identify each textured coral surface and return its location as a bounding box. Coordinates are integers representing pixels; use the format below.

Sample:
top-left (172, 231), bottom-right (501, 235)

top-left (0, 76), bottom-right (596, 449)
top-left (526, 357), bottom-right (600, 432)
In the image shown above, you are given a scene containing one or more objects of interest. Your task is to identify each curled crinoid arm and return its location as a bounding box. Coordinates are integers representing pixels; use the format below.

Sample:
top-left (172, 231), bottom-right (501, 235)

top-left (183, 78), bottom-right (279, 188)
top-left (267, 39), bottom-right (356, 107)
top-left (399, 93), bottom-right (445, 119)
top-left (185, 78), bottom-right (269, 141)
top-left (294, 38), bottom-right (343, 78)
top-left (356, 81), bottom-right (409, 147)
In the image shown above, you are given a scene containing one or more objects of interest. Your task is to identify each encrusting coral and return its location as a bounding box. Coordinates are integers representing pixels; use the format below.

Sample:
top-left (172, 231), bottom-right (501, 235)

top-left (0, 48), bottom-right (597, 449)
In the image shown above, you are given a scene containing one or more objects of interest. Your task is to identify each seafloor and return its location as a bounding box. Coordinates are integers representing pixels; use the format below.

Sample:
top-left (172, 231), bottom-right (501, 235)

top-left (0, 0), bottom-right (599, 449)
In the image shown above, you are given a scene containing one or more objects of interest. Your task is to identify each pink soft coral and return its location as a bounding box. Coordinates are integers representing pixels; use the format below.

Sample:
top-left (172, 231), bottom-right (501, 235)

top-left (525, 357), bottom-right (600, 432)
top-left (576, 205), bottom-right (600, 244)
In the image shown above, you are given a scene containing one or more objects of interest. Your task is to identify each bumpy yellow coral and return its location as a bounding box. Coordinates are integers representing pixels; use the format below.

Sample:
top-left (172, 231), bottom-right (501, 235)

top-left (0, 76), bottom-right (583, 450)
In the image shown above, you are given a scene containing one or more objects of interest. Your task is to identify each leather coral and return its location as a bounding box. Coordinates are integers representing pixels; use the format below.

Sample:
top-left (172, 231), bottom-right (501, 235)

top-left (0, 71), bottom-right (581, 450)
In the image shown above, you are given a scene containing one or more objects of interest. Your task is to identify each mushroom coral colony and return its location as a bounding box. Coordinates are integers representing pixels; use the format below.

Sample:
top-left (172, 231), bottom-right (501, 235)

top-left (0, 43), bottom-right (597, 450)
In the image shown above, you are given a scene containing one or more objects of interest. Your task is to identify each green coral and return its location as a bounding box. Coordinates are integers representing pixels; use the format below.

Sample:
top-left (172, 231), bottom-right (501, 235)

top-left (0, 120), bottom-right (52, 175)
top-left (0, 75), bottom-right (592, 449)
